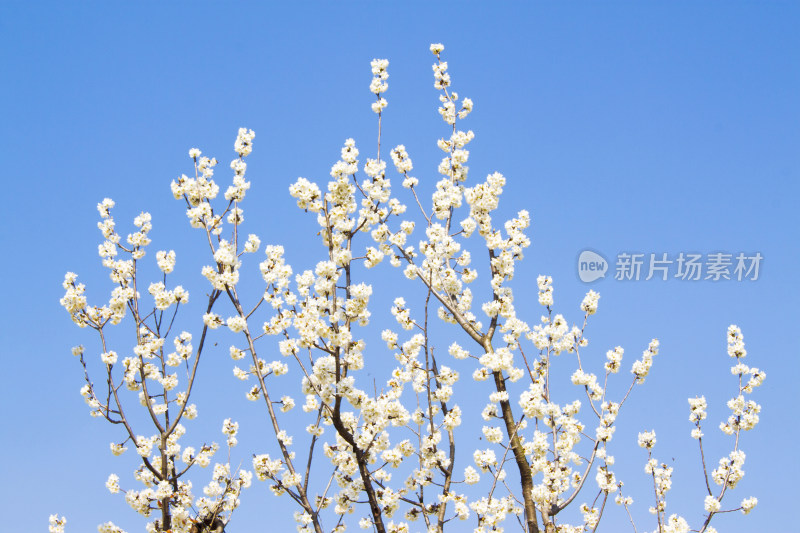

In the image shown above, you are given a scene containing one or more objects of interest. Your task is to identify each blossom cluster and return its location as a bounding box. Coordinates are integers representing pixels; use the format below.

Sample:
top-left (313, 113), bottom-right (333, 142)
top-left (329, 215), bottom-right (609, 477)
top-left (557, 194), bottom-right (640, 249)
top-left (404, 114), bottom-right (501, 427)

top-left (58, 137), bottom-right (265, 532)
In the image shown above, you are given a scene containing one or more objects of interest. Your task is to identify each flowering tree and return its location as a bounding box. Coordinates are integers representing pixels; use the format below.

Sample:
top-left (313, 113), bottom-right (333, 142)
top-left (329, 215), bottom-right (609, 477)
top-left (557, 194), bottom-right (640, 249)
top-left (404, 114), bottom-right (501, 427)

top-left (57, 44), bottom-right (765, 533)
top-left (59, 202), bottom-right (251, 533)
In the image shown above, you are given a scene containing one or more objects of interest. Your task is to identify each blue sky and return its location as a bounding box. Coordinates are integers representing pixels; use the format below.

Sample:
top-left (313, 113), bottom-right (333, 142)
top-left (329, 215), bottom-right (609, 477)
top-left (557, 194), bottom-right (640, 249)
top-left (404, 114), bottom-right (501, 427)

top-left (1, 2), bottom-right (798, 532)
